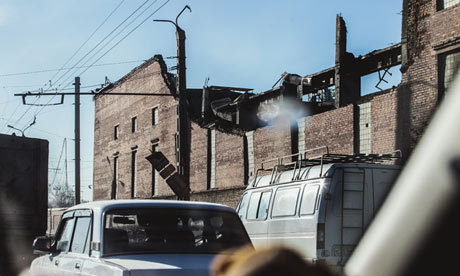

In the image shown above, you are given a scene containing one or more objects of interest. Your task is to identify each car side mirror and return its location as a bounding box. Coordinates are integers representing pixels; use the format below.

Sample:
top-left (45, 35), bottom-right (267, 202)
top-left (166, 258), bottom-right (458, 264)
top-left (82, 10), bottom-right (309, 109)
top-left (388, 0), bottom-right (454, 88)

top-left (33, 236), bottom-right (54, 255)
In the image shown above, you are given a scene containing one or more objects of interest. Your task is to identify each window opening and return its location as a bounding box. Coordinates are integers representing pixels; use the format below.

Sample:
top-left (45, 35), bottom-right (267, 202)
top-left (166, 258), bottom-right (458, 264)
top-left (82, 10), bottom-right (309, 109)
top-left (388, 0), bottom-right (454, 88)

top-left (114, 125), bottom-right (119, 140)
top-left (131, 117), bottom-right (137, 133)
top-left (131, 150), bottom-right (137, 198)
top-left (438, 0), bottom-right (460, 10)
top-left (152, 107), bottom-right (159, 125)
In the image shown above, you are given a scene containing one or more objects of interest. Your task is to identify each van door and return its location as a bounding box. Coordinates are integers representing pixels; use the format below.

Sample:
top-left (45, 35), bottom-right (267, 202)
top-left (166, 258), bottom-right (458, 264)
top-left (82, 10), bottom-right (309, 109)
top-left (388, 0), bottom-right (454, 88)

top-left (267, 185), bottom-right (304, 252)
top-left (243, 190), bottom-right (272, 248)
top-left (340, 168), bottom-right (365, 264)
top-left (372, 168), bottom-right (400, 214)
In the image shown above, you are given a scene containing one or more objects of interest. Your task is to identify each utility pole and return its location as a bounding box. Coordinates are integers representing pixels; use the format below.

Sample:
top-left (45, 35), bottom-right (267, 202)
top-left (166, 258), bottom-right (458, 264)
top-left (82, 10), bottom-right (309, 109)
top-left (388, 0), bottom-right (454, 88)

top-left (74, 77), bottom-right (81, 205)
top-left (14, 80), bottom-right (175, 203)
top-left (176, 11), bottom-right (188, 187)
top-left (154, 5), bottom-right (191, 200)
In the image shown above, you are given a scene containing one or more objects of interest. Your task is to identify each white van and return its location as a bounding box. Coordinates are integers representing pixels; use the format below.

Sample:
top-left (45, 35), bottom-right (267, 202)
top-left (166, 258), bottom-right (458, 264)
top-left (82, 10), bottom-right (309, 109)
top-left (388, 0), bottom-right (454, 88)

top-left (236, 147), bottom-right (401, 268)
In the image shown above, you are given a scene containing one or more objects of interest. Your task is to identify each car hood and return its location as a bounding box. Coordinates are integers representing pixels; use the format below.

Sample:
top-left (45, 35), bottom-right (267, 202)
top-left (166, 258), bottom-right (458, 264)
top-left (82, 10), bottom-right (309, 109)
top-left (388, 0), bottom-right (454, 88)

top-left (103, 254), bottom-right (217, 276)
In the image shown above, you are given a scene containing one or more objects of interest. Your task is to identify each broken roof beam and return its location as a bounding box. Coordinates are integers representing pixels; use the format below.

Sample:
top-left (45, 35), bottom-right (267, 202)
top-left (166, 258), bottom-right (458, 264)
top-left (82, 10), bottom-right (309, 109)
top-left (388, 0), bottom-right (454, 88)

top-left (302, 67), bottom-right (335, 93)
top-left (356, 43), bottom-right (402, 76)
top-left (206, 85), bottom-right (253, 92)
top-left (297, 44), bottom-right (402, 98)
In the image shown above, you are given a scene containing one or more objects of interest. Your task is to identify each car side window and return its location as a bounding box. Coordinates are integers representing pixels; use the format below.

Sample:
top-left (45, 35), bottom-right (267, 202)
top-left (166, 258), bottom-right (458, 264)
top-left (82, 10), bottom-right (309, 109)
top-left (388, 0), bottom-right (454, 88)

top-left (56, 218), bottom-right (75, 253)
top-left (84, 221), bottom-right (92, 255)
top-left (70, 216), bottom-right (91, 254)
top-left (272, 186), bottom-right (300, 217)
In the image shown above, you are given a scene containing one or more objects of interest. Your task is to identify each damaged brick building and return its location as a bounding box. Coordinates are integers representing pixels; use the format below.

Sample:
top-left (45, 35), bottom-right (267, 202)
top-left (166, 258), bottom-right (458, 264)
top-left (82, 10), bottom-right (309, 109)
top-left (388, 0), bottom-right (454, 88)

top-left (93, 0), bottom-right (460, 207)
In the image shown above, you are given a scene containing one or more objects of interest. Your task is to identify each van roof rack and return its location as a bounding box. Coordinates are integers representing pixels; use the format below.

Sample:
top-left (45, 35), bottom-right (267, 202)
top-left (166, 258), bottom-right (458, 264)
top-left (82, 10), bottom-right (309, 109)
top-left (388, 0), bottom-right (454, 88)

top-left (253, 146), bottom-right (402, 186)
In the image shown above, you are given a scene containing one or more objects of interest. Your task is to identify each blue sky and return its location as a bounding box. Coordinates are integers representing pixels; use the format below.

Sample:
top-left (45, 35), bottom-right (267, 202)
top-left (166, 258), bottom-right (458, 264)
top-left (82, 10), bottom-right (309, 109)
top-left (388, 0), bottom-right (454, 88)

top-left (0, 0), bottom-right (403, 202)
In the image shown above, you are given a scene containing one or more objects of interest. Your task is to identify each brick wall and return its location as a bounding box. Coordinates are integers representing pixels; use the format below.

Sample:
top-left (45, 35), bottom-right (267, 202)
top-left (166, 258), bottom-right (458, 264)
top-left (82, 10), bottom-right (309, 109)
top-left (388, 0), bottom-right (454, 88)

top-left (369, 89), bottom-right (398, 154)
top-left (93, 57), bottom-right (177, 200)
top-left (93, 0), bottom-right (460, 207)
top-left (189, 122), bottom-right (208, 192)
top-left (215, 131), bottom-right (245, 189)
top-left (401, 0), bottom-right (460, 153)
top-left (304, 105), bottom-right (354, 154)
top-left (252, 117), bottom-right (293, 173)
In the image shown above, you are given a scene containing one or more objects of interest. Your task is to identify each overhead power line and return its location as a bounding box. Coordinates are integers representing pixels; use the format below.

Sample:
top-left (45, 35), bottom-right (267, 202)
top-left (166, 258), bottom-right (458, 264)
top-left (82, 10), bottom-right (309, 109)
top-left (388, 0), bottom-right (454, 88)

top-left (23, 0), bottom-right (156, 126)
top-left (0, 60), bottom-right (146, 78)
top-left (34, 0), bottom-right (170, 120)
top-left (59, 0), bottom-right (164, 90)
top-left (3, 0), bottom-right (127, 130)
top-left (51, 0), bottom-right (153, 92)
top-left (8, 0), bottom-right (171, 130)
top-left (70, 0), bottom-right (170, 85)
top-left (47, 0), bottom-right (127, 84)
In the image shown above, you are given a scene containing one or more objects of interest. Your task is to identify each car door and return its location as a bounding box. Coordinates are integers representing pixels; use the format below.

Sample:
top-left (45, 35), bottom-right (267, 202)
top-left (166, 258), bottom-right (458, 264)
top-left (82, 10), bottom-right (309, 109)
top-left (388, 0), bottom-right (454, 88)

top-left (243, 189), bottom-right (272, 248)
top-left (38, 213), bottom-right (75, 276)
top-left (38, 210), bottom-right (92, 276)
top-left (63, 212), bottom-right (92, 276)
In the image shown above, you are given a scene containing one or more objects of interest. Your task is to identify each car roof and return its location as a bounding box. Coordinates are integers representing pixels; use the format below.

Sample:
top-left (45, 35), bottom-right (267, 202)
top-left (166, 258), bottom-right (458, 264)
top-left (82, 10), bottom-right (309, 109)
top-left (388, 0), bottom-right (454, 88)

top-left (66, 199), bottom-right (235, 214)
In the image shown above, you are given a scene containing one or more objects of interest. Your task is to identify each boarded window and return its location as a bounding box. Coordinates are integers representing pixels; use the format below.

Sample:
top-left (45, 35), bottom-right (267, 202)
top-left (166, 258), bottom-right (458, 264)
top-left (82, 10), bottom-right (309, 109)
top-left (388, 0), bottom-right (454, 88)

top-left (272, 187), bottom-right (300, 217)
top-left (300, 185), bottom-right (319, 215)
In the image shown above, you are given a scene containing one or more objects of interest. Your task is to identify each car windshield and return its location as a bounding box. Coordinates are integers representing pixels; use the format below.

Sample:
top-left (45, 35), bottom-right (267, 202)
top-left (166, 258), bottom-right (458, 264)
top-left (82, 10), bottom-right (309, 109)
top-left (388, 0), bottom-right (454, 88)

top-left (103, 207), bottom-right (250, 255)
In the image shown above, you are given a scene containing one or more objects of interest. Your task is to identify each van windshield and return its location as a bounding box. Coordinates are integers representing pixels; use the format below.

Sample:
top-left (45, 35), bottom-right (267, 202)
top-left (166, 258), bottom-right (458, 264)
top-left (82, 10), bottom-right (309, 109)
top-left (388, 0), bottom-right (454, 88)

top-left (103, 207), bottom-right (250, 255)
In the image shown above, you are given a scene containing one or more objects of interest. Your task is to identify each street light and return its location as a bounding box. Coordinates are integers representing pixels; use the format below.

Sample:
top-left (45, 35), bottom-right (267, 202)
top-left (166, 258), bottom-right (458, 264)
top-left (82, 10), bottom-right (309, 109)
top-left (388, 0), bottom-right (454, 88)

top-left (6, 116), bottom-right (36, 137)
top-left (7, 124), bottom-right (24, 137)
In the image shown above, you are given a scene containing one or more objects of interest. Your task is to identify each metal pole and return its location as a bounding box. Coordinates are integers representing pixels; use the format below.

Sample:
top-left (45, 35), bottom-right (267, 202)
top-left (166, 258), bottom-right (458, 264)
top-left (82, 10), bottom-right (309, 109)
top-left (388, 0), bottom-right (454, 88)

top-left (74, 77), bottom-right (81, 205)
top-left (153, 6), bottom-right (191, 200)
top-left (176, 25), bottom-right (190, 200)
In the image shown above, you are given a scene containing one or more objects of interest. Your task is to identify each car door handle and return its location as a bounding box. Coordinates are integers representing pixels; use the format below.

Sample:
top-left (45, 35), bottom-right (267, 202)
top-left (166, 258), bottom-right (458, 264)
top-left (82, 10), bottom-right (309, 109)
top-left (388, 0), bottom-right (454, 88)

top-left (54, 260), bottom-right (59, 266)
top-left (75, 263), bottom-right (81, 269)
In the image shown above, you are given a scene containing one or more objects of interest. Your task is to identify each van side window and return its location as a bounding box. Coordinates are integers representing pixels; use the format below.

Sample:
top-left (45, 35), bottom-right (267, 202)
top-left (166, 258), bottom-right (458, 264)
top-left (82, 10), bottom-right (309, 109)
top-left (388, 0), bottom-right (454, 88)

top-left (247, 191), bottom-right (272, 220)
top-left (247, 192), bottom-right (262, 220)
top-left (300, 185), bottom-right (320, 215)
top-left (237, 193), bottom-right (249, 218)
top-left (272, 187), bottom-right (300, 217)
top-left (257, 191), bottom-right (272, 220)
